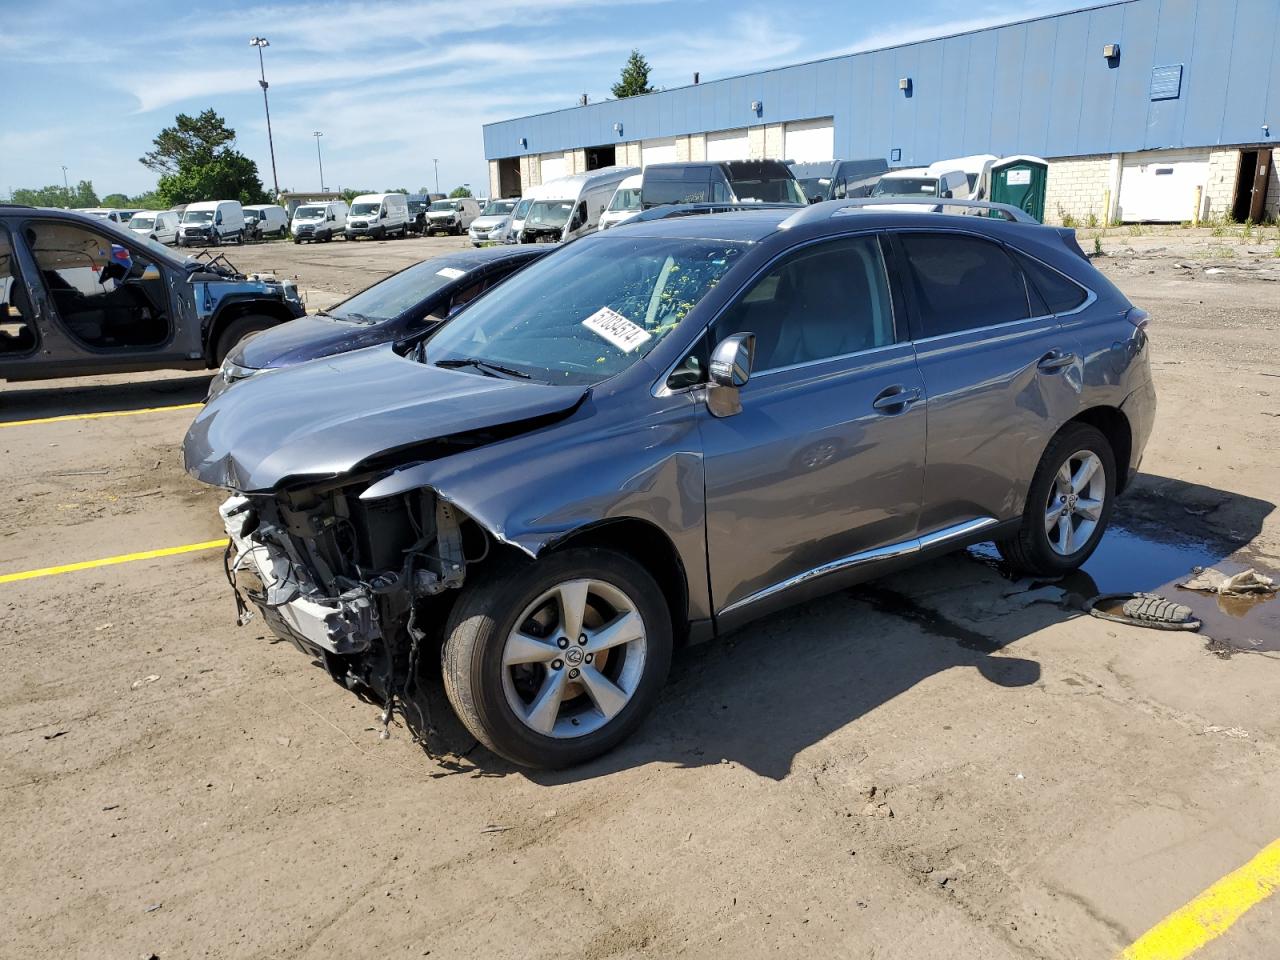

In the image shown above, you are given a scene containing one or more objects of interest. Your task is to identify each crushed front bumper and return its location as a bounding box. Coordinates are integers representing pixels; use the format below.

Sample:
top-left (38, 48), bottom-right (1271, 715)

top-left (220, 496), bottom-right (381, 658)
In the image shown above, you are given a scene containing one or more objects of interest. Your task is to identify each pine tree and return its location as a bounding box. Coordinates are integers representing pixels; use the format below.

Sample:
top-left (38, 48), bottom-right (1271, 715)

top-left (611, 49), bottom-right (655, 99)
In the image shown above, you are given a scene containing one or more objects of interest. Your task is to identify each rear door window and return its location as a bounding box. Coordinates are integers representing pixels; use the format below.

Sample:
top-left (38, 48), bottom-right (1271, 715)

top-left (1011, 250), bottom-right (1089, 315)
top-left (0, 227), bottom-right (36, 356)
top-left (897, 233), bottom-right (1031, 338)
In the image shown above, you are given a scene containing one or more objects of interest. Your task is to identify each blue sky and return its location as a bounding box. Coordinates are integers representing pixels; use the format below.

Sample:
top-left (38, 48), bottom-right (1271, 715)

top-left (0, 0), bottom-right (1083, 199)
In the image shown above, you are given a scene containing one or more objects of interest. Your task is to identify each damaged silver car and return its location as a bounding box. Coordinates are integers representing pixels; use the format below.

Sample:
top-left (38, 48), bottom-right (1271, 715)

top-left (184, 199), bottom-right (1155, 768)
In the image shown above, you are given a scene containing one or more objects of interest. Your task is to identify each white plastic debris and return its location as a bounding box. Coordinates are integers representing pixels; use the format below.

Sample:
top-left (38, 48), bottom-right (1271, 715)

top-left (1180, 567), bottom-right (1276, 597)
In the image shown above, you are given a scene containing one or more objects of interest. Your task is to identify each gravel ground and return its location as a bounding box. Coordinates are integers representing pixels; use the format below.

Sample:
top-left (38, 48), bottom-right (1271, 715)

top-left (2, 230), bottom-right (1278, 959)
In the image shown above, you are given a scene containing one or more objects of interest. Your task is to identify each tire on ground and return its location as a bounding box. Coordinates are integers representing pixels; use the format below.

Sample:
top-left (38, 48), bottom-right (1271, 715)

top-left (213, 314), bottom-right (277, 366)
top-left (441, 547), bottom-right (673, 769)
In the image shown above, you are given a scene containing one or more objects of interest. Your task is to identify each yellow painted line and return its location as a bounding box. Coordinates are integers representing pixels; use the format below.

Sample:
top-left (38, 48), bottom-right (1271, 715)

top-left (0, 402), bottom-right (203, 429)
top-left (0, 538), bottom-right (228, 584)
top-left (1118, 838), bottom-right (1280, 960)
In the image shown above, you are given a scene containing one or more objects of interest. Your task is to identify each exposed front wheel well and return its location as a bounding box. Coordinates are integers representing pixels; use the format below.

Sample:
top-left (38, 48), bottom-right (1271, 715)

top-left (205, 301), bottom-right (295, 365)
top-left (1067, 406), bottom-right (1133, 493)
top-left (543, 519), bottom-right (691, 645)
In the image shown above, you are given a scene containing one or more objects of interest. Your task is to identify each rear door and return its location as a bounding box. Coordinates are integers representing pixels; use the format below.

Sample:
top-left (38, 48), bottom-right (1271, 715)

top-left (891, 230), bottom-right (1081, 534)
top-left (0, 224), bottom-right (41, 380)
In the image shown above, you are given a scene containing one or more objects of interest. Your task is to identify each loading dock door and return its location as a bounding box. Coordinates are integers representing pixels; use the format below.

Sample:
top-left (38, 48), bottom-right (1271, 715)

top-left (706, 128), bottom-right (750, 161)
top-left (1118, 153), bottom-right (1208, 222)
top-left (784, 118), bottom-right (834, 162)
top-left (641, 138), bottom-right (677, 167)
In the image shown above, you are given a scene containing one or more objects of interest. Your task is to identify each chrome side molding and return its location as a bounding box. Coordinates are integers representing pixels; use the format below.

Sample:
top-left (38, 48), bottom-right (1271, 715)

top-left (719, 516), bottom-right (1000, 617)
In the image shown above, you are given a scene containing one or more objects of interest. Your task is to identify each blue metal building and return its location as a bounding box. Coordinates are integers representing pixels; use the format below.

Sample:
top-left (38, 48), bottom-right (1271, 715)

top-left (483, 0), bottom-right (1279, 223)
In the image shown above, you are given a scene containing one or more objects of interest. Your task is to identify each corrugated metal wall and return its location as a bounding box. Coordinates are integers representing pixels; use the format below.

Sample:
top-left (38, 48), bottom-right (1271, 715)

top-left (483, 0), bottom-right (1280, 162)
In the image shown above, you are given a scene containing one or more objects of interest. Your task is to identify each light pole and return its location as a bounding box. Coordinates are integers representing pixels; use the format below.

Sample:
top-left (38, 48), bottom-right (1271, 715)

top-left (463, 182), bottom-right (471, 198)
top-left (313, 132), bottom-right (326, 191)
top-left (60, 165), bottom-right (70, 206)
top-left (433, 158), bottom-right (439, 195)
top-left (249, 37), bottom-right (281, 200)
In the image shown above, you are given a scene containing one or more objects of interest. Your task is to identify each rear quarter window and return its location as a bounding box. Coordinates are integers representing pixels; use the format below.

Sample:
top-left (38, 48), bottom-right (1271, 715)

top-left (1011, 250), bottom-right (1089, 314)
top-left (898, 233), bottom-right (1031, 338)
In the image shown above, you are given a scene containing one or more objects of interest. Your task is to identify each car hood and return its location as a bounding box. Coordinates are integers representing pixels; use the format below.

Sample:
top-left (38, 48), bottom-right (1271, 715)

top-left (470, 215), bottom-right (507, 229)
top-left (232, 314), bottom-right (418, 369)
top-left (184, 343), bottom-right (588, 492)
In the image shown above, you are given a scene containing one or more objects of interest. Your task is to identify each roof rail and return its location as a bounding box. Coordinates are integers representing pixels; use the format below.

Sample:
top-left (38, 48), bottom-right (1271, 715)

top-left (779, 196), bottom-right (1038, 229)
top-left (625, 201), bottom-right (802, 225)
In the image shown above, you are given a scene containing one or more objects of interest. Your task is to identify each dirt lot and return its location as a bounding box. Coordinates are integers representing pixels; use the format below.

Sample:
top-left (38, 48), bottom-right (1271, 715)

top-left (3, 229), bottom-right (1279, 959)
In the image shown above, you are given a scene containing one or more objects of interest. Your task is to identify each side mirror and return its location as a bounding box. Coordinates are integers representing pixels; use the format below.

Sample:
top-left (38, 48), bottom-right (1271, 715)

top-left (215, 214), bottom-right (223, 224)
top-left (141, 264), bottom-right (162, 281)
top-left (942, 190), bottom-right (954, 200)
top-left (706, 332), bottom-right (755, 418)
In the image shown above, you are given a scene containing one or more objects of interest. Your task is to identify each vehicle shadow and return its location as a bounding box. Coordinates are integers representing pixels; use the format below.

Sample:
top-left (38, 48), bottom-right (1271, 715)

top-left (402, 473), bottom-right (1273, 783)
top-left (0, 372), bottom-right (212, 421)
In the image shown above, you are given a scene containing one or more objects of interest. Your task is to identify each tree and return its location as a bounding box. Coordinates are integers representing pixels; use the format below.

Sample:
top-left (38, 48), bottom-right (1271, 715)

top-left (13, 180), bottom-right (98, 208)
top-left (448, 186), bottom-right (473, 198)
top-left (383, 187), bottom-right (409, 194)
top-left (341, 188), bottom-right (372, 204)
top-left (101, 193), bottom-right (131, 207)
top-left (611, 49), bottom-right (654, 98)
top-left (141, 109), bottom-right (268, 207)
top-left (417, 186), bottom-right (434, 196)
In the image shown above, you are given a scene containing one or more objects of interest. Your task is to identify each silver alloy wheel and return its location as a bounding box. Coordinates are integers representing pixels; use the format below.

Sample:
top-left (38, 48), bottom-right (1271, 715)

top-left (500, 578), bottom-right (648, 739)
top-left (1044, 449), bottom-right (1106, 556)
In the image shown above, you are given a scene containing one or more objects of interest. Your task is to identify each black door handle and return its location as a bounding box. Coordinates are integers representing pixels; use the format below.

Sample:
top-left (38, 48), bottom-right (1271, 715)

top-left (1037, 350), bottom-right (1077, 372)
top-left (872, 386), bottom-right (922, 412)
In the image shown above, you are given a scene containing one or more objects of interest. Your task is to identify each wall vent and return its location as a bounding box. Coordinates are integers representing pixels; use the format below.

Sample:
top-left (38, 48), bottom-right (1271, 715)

top-left (1150, 64), bottom-right (1183, 101)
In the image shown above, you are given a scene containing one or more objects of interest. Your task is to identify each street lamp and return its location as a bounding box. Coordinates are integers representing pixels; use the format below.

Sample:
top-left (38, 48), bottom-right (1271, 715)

top-left (433, 158), bottom-right (439, 195)
top-left (60, 165), bottom-right (70, 206)
top-left (249, 37), bottom-right (281, 200)
top-left (313, 132), bottom-right (326, 191)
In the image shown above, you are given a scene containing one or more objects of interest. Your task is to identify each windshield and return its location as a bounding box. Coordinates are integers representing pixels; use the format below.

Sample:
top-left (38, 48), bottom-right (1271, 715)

top-left (327, 259), bottom-right (464, 324)
top-left (607, 187), bottom-right (641, 213)
top-left (428, 200), bottom-right (457, 212)
top-left (482, 199), bottom-right (516, 216)
top-left (512, 198), bottom-right (533, 221)
top-left (183, 210), bottom-right (215, 223)
top-left (526, 200), bottom-right (574, 228)
top-left (408, 201), bottom-right (428, 215)
top-left (129, 216), bottom-right (156, 230)
top-left (422, 236), bottom-right (743, 386)
top-left (350, 202), bottom-right (381, 216)
top-left (871, 177), bottom-right (939, 197)
top-left (728, 176), bottom-right (807, 204)
top-left (797, 177), bottom-right (832, 201)
top-left (295, 205), bottom-right (325, 219)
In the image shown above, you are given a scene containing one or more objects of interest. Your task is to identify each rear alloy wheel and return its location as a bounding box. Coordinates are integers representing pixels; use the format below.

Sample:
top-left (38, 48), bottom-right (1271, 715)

top-left (996, 422), bottom-right (1116, 576)
top-left (442, 548), bottom-right (672, 768)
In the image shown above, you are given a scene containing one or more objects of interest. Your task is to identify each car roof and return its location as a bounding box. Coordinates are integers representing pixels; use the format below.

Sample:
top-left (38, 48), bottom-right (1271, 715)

top-left (431, 245), bottom-right (549, 270)
top-left (1, 207), bottom-right (187, 267)
top-left (597, 208), bottom-right (790, 242)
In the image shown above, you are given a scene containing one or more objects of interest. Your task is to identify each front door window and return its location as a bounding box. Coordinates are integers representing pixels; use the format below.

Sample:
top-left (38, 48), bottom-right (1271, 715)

top-left (25, 221), bottom-right (170, 349)
top-left (0, 227), bottom-right (36, 355)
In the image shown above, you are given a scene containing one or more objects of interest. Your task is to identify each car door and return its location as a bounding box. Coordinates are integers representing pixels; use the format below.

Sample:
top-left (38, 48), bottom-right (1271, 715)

top-left (0, 223), bottom-right (42, 379)
top-left (890, 230), bottom-right (1082, 534)
top-left (696, 233), bottom-right (927, 621)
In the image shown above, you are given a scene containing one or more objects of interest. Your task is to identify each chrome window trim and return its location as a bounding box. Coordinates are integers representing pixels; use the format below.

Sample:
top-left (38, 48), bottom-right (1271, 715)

top-left (746, 340), bottom-right (908, 381)
top-left (652, 228), bottom-right (895, 398)
top-left (718, 517), bottom-right (999, 617)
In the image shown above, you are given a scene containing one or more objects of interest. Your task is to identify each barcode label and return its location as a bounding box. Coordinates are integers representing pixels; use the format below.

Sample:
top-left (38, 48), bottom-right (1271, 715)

top-left (581, 306), bottom-right (652, 353)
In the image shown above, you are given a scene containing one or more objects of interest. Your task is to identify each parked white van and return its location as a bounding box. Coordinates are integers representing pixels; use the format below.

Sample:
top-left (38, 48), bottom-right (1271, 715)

top-left (81, 208), bottom-right (140, 224)
top-left (244, 204), bottom-right (289, 240)
top-left (178, 200), bottom-right (245, 246)
top-left (504, 186), bottom-right (548, 244)
top-left (927, 154), bottom-right (999, 199)
top-left (517, 166), bottom-right (639, 244)
top-left (599, 173), bottom-right (643, 230)
top-left (426, 196), bottom-right (482, 235)
top-left (126, 210), bottom-right (180, 245)
top-left (345, 193), bottom-right (410, 241)
top-left (865, 168), bottom-right (970, 212)
top-left (469, 198), bottom-right (519, 245)
top-left (290, 200), bottom-right (348, 243)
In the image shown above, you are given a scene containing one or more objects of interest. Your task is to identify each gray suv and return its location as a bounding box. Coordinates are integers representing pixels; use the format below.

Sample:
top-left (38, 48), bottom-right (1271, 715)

top-left (184, 198), bottom-right (1155, 768)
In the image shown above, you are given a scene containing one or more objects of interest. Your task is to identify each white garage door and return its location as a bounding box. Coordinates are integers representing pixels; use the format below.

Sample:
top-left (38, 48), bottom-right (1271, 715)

top-left (1118, 152), bottom-right (1209, 222)
top-left (641, 137), bottom-right (677, 167)
top-left (539, 152), bottom-right (567, 183)
top-left (784, 118), bottom-right (834, 162)
top-left (706, 128), bottom-right (750, 161)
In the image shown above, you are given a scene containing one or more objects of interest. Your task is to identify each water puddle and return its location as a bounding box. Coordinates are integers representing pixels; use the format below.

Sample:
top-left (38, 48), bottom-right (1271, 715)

top-left (971, 526), bottom-right (1279, 655)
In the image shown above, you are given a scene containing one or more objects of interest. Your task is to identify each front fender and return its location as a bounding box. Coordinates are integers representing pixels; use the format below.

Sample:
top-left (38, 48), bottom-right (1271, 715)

top-left (359, 393), bottom-right (712, 621)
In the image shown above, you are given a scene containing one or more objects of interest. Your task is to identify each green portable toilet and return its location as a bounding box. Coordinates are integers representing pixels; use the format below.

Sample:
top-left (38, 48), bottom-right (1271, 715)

top-left (988, 155), bottom-right (1049, 222)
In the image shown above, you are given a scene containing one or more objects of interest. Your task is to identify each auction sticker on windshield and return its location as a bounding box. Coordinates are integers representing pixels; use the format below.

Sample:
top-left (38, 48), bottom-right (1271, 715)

top-left (436, 267), bottom-right (467, 280)
top-left (582, 307), bottom-right (653, 353)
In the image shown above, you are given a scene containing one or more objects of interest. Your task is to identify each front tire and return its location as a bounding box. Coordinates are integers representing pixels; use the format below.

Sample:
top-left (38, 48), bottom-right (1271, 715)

top-left (996, 422), bottom-right (1116, 576)
top-left (442, 548), bottom-right (673, 769)
top-left (212, 314), bottom-right (276, 366)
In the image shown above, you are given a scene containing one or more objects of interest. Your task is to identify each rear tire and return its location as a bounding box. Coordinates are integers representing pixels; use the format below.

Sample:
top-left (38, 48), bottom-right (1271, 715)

top-left (213, 314), bottom-right (277, 366)
top-left (996, 422), bottom-right (1117, 576)
top-left (442, 548), bottom-right (672, 769)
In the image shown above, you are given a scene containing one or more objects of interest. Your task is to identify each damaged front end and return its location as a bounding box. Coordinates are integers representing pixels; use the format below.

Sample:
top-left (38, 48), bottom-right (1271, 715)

top-left (219, 478), bottom-right (475, 707)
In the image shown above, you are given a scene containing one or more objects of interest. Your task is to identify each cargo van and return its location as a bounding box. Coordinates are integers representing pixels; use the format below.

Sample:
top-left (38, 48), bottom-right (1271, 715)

top-left (504, 187), bottom-right (546, 244)
top-left (517, 166), bottom-right (639, 244)
top-left (865, 168), bottom-right (971, 212)
top-left (177, 200), bottom-right (245, 246)
top-left (243, 204), bottom-right (289, 240)
top-left (290, 200), bottom-right (348, 243)
top-left (345, 193), bottom-right (410, 241)
top-left (787, 158), bottom-right (889, 202)
top-left (126, 210), bottom-right (180, 245)
top-left (640, 160), bottom-right (807, 209)
top-left (927, 155), bottom-right (999, 199)
top-left (426, 196), bottom-right (482, 235)
top-left (599, 173), bottom-right (643, 229)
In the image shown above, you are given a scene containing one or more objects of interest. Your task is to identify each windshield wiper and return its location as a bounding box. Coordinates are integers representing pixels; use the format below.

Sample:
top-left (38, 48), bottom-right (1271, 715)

top-left (434, 357), bottom-right (531, 379)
